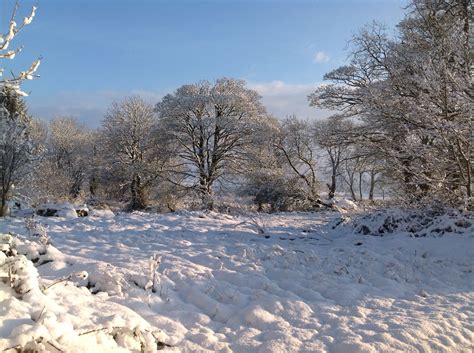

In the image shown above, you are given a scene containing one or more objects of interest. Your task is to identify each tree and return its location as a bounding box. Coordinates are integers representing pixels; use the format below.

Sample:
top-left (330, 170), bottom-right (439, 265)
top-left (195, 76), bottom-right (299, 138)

top-left (313, 117), bottom-right (354, 199)
top-left (241, 117), bottom-right (309, 211)
top-left (155, 78), bottom-right (267, 209)
top-left (274, 116), bottom-right (323, 207)
top-left (339, 144), bottom-right (385, 202)
top-left (35, 118), bottom-right (93, 200)
top-left (309, 0), bottom-right (472, 208)
top-left (341, 152), bottom-right (362, 201)
top-left (0, 1), bottom-right (40, 216)
top-left (0, 2), bottom-right (40, 96)
top-left (243, 169), bottom-right (308, 212)
top-left (0, 87), bottom-right (38, 215)
top-left (100, 96), bottom-right (166, 210)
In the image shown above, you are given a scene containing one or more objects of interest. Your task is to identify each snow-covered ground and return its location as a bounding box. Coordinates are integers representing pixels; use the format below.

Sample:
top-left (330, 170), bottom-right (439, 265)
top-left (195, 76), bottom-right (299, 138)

top-left (1, 209), bottom-right (473, 352)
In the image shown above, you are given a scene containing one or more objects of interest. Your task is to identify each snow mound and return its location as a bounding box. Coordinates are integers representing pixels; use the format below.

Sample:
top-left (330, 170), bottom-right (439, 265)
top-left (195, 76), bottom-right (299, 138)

top-left (89, 208), bottom-right (115, 218)
top-left (36, 203), bottom-right (78, 218)
top-left (332, 199), bottom-right (359, 213)
top-left (0, 232), bottom-right (172, 352)
top-left (347, 208), bottom-right (473, 237)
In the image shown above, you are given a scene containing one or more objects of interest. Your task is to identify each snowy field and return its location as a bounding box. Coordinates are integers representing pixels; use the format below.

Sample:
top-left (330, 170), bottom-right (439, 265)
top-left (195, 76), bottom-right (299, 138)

top-left (1, 209), bottom-right (473, 352)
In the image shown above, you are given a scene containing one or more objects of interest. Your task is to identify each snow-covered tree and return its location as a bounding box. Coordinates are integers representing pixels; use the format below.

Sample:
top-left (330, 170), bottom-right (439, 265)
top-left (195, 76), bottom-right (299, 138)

top-left (155, 78), bottom-right (267, 209)
top-left (338, 143), bottom-right (385, 202)
top-left (241, 117), bottom-right (308, 211)
top-left (0, 2), bottom-right (40, 215)
top-left (309, 0), bottom-right (472, 208)
top-left (243, 164), bottom-right (310, 212)
top-left (313, 117), bottom-right (354, 199)
top-left (274, 116), bottom-right (323, 207)
top-left (0, 2), bottom-right (40, 96)
top-left (0, 87), bottom-right (39, 215)
top-left (33, 118), bottom-right (93, 201)
top-left (100, 96), bottom-right (167, 210)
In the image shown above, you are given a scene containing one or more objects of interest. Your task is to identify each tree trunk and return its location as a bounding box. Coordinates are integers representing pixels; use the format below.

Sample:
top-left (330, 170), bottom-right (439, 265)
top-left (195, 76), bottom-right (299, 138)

top-left (358, 172), bottom-right (364, 200)
top-left (345, 164), bottom-right (357, 201)
top-left (369, 170), bottom-right (376, 201)
top-left (0, 197), bottom-right (8, 217)
top-left (129, 175), bottom-right (147, 210)
top-left (350, 187), bottom-right (357, 201)
top-left (200, 192), bottom-right (213, 210)
top-left (327, 169), bottom-right (337, 199)
top-left (0, 184), bottom-right (10, 217)
top-left (69, 178), bottom-right (82, 199)
top-left (199, 173), bottom-right (214, 210)
top-left (89, 173), bottom-right (98, 196)
top-left (201, 189), bottom-right (214, 210)
top-left (466, 159), bottom-right (472, 210)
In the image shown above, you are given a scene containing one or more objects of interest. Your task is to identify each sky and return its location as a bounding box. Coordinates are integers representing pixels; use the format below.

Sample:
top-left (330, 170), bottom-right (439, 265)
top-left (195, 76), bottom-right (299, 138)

top-left (3, 0), bottom-right (406, 127)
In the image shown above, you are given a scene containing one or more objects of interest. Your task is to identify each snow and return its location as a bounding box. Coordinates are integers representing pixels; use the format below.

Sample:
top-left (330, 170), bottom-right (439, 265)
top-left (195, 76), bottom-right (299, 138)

top-left (332, 199), bottom-right (359, 213)
top-left (89, 208), bottom-right (115, 218)
top-left (0, 209), bottom-right (473, 352)
top-left (35, 203), bottom-right (78, 218)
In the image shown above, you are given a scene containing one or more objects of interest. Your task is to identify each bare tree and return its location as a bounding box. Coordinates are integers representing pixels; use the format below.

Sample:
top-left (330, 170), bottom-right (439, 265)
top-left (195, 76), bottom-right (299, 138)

top-left (313, 117), bottom-right (354, 199)
top-left (155, 78), bottom-right (267, 209)
top-left (38, 118), bottom-right (93, 200)
top-left (309, 0), bottom-right (472, 208)
top-left (274, 116), bottom-right (323, 207)
top-left (341, 154), bottom-right (361, 201)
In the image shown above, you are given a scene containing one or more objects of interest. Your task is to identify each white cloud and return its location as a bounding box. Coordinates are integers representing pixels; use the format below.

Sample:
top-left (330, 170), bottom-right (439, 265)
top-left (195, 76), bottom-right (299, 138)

top-left (248, 80), bottom-right (333, 120)
top-left (313, 51), bottom-right (330, 63)
top-left (249, 80), bottom-right (317, 96)
top-left (28, 81), bottom-right (334, 127)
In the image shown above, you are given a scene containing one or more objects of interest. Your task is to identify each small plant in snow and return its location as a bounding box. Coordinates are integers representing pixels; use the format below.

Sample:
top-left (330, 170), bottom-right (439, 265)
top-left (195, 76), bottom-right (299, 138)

top-left (0, 233), bottom-right (16, 257)
top-left (4, 254), bottom-right (41, 296)
top-left (78, 326), bottom-right (171, 352)
top-left (1, 233), bottom-right (45, 297)
top-left (44, 270), bottom-right (88, 291)
top-left (235, 212), bottom-right (268, 235)
top-left (248, 214), bottom-right (268, 235)
top-left (25, 216), bottom-right (49, 245)
top-left (5, 337), bottom-right (64, 353)
top-left (145, 254), bottom-right (161, 295)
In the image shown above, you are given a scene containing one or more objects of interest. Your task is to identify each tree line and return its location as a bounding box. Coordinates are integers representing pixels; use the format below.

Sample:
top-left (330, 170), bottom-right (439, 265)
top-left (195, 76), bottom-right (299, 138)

top-left (1, 0), bottom-right (471, 215)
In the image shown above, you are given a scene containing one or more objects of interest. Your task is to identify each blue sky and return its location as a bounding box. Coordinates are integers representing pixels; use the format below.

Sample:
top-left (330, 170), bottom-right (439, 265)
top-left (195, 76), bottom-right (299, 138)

top-left (4, 0), bottom-right (406, 126)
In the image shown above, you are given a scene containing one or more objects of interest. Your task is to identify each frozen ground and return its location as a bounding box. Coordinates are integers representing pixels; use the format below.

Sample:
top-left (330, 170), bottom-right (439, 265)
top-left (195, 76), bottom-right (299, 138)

top-left (1, 209), bottom-right (473, 352)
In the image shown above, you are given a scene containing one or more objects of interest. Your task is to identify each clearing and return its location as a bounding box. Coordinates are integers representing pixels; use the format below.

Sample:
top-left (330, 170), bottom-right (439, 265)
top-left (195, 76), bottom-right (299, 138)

top-left (1, 210), bottom-right (472, 352)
